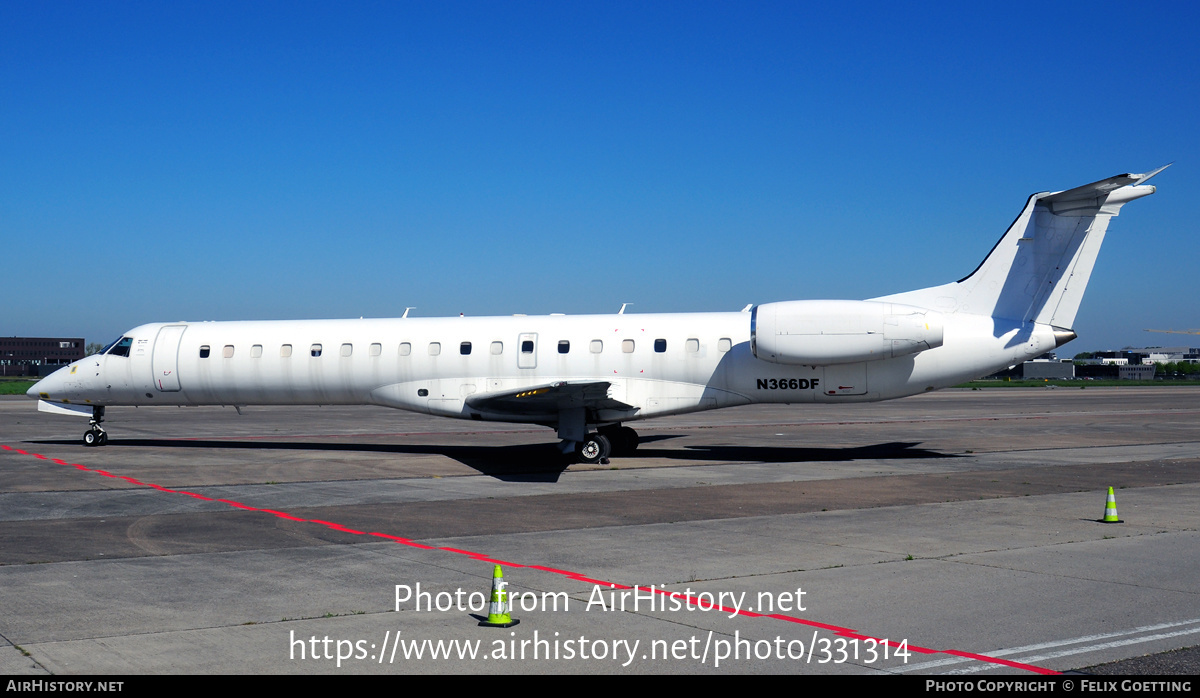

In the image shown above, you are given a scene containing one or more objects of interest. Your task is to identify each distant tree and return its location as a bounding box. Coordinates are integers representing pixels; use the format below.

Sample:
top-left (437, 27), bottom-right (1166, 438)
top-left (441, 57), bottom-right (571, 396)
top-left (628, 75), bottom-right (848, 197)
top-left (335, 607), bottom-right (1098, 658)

top-left (1157, 361), bottom-right (1200, 376)
top-left (1073, 352), bottom-right (1095, 360)
top-left (85, 342), bottom-right (104, 356)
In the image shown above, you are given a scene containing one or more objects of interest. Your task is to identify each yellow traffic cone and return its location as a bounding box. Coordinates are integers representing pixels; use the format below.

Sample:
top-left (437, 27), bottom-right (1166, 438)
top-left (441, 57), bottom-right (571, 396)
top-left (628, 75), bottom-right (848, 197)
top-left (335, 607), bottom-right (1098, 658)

top-left (1100, 486), bottom-right (1123, 524)
top-left (478, 564), bottom-right (520, 628)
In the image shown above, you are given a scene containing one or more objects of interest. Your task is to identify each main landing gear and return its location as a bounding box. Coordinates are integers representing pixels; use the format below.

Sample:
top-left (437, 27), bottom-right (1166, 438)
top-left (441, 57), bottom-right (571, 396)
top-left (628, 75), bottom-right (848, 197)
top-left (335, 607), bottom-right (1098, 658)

top-left (572, 425), bottom-right (640, 464)
top-left (83, 406), bottom-right (108, 447)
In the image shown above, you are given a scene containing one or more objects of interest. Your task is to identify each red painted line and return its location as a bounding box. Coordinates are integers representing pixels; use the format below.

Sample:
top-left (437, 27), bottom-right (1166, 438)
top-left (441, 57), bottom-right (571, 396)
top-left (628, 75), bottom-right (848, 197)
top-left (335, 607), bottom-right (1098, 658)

top-left (370, 532), bottom-right (435, 549)
top-left (6, 443), bottom-right (1060, 675)
top-left (366, 532), bottom-right (412, 543)
top-left (259, 508), bottom-right (305, 520)
top-left (767, 613), bottom-right (869, 632)
top-left (322, 524), bottom-right (367, 535)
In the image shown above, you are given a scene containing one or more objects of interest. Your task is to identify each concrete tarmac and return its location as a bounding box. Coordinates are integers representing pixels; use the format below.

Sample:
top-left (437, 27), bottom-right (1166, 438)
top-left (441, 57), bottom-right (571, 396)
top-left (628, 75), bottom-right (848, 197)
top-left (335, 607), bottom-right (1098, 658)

top-left (1, 387), bottom-right (1198, 675)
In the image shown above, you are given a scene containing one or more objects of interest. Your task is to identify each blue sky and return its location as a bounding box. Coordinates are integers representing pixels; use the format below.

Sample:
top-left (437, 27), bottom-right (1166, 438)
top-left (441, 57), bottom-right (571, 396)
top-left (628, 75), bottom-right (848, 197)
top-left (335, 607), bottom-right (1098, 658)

top-left (3, 2), bottom-right (1197, 353)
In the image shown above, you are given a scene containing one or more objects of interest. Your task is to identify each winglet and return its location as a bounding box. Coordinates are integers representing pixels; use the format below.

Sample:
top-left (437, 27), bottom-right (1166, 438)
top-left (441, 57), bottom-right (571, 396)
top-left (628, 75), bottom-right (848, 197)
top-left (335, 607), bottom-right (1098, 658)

top-left (1134, 163), bottom-right (1171, 186)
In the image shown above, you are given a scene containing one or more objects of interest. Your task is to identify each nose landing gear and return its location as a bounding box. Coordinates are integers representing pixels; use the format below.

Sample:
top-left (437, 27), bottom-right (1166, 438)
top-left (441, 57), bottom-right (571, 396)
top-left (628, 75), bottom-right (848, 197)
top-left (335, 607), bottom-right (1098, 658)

top-left (83, 406), bottom-right (108, 447)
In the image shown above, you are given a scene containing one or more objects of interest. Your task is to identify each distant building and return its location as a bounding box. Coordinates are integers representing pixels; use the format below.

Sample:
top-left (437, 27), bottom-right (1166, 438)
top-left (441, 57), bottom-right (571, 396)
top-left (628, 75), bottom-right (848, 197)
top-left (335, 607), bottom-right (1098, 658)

top-left (0, 337), bottom-right (86, 377)
top-left (1088, 347), bottom-right (1200, 365)
top-left (1119, 364), bottom-right (1156, 380)
top-left (1075, 364), bottom-right (1157, 380)
top-left (1022, 360), bottom-right (1075, 380)
top-left (1140, 347), bottom-right (1200, 364)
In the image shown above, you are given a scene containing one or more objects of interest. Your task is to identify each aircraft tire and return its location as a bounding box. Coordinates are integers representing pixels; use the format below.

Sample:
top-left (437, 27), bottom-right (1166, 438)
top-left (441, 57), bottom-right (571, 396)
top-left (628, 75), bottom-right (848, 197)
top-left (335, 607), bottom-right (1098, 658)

top-left (98, 432), bottom-right (108, 446)
top-left (83, 430), bottom-right (99, 447)
top-left (576, 433), bottom-right (611, 464)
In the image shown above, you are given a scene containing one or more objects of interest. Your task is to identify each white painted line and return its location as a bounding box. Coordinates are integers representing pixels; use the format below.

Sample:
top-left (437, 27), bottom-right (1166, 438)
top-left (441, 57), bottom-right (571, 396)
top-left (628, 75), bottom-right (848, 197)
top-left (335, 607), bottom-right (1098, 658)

top-left (896, 617), bottom-right (1200, 673)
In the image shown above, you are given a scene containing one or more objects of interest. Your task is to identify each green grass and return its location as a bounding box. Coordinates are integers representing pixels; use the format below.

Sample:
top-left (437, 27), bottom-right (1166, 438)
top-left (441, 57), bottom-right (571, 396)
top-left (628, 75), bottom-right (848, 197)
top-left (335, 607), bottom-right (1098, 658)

top-left (0, 380), bottom-right (35, 395)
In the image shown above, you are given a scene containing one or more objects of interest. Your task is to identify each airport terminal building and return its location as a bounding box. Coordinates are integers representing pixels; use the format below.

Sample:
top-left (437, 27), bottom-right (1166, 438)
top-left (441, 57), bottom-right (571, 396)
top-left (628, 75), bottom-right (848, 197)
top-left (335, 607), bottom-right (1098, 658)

top-left (0, 337), bottom-right (86, 377)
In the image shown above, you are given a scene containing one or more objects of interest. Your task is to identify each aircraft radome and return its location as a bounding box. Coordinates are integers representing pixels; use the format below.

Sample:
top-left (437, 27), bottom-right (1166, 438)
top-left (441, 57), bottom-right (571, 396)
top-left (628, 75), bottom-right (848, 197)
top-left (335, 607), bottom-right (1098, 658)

top-left (28, 167), bottom-right (1167, 464)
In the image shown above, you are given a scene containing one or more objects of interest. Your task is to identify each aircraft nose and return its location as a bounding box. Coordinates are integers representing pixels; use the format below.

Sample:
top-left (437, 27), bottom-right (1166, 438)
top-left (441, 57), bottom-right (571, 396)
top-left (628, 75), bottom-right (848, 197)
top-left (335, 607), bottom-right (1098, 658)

top-left (26, 366), bottom-right (70, 400)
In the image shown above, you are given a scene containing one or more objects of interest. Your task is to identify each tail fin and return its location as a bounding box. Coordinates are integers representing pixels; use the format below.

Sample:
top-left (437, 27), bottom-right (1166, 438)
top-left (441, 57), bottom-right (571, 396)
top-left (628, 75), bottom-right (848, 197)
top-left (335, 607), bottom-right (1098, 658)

top-left (878, 166), bottom-right (1167, 328)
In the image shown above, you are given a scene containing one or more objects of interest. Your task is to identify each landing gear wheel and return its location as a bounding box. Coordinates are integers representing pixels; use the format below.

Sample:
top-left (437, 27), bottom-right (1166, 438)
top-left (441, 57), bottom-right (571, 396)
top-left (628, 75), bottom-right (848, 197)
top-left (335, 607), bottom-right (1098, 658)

top-left (84, 406), bottom-right (107, 447)
top-left (576, 433), bottom-right (611, 464)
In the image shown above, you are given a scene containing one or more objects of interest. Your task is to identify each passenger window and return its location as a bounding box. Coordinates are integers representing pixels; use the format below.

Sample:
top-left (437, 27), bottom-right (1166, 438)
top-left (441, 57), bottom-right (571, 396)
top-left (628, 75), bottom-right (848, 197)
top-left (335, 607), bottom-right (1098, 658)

top-left (460, 342), bottom-right (472, 355)
top-left (199, 345), bottom-right (211, 359)
top-left (311, 344), bottom-right (323, 357)
top-left (521, 340), bottom-right (534, 354)
top-left (654, 339), bottom-right (667, 353)
top-left (686, 338), bottom-right (700, 353)
top-left (590, 340), bottom-right (603, 353)
top-left (558, 340), bottom-right (570, 354)
top-left (281, 344), bottom-right (292, 358)
top-left (251, 345), bottom-right (263, 358)
top-left (340, 343), bottom-right (353, 357)
top-left (399, 342), bottom-right (411, 356)
top-left (369, 343), bottom-right (382, 357)
top-left (428, 342), bottom-right (441, 356)
top-left (223, 345), bottom-right (235, 358)
top-left (622, 339), bottom-right (635, 353)
top-left (718, 338), bottom-right (732, 352)
top-left (490, 341), bottom-right (503, 355)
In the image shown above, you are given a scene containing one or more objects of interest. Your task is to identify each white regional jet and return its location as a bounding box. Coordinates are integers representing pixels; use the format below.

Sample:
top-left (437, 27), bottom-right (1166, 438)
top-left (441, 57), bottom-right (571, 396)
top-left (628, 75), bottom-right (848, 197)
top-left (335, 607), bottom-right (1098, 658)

top-left (28, 167), bottom-right (1166, 463)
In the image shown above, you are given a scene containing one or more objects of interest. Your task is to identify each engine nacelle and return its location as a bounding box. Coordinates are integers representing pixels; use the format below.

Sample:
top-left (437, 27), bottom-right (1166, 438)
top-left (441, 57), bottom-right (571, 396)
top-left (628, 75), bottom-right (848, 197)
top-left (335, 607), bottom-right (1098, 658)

top-left (751, 300), bottom-right (944, 365)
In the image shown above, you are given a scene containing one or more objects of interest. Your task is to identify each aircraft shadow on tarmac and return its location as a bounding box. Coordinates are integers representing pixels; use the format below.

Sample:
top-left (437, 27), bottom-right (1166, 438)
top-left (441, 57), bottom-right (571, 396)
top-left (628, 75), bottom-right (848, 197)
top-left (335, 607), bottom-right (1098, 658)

top-left (667, 441), bottom-right (956, 463)
top-left (31, 436), bottom-right (954, 482)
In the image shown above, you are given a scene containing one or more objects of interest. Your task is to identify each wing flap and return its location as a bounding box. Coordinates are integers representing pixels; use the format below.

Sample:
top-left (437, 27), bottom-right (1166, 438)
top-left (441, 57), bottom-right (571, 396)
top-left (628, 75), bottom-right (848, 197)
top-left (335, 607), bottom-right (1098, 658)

top-left (465, 381), bottom-right (634, 416)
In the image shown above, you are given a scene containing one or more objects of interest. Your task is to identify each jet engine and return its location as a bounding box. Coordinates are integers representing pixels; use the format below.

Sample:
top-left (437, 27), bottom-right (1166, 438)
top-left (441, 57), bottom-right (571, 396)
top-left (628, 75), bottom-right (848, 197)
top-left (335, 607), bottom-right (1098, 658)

top-left (751, 300), bottom-right (944, 365)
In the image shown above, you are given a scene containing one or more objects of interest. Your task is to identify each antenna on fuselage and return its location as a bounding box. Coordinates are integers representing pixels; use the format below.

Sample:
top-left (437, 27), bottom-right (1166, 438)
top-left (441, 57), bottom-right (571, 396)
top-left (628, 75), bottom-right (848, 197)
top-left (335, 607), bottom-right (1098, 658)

top-left (402, 307), bottom-right (416, 318)
top-left (618, 303), bottom-right (633, 314)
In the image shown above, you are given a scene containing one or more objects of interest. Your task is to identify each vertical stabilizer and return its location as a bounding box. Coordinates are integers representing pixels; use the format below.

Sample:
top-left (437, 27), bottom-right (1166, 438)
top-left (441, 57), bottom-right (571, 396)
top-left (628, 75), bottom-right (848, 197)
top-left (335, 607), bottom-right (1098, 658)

top-left (877, 167), bottom-right (1166, 328)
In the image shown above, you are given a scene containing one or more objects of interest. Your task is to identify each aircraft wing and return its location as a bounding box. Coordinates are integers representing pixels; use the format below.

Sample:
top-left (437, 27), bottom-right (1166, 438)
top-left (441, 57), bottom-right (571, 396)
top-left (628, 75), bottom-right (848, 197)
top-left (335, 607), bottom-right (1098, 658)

top-left (465, 380), bottom-right (635, 416)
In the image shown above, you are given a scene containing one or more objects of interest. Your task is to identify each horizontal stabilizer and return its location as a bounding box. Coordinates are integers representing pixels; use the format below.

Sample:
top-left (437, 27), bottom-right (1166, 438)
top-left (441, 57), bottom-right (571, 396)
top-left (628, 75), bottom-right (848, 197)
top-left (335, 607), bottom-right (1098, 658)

top-left (1042, 164), bottom-right (1170, 205)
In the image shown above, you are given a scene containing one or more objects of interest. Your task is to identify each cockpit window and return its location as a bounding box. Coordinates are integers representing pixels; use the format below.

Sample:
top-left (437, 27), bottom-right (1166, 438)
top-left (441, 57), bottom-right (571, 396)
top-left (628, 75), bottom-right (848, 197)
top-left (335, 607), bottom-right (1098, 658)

top-left (104, 336), bottom-right (134, 357)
